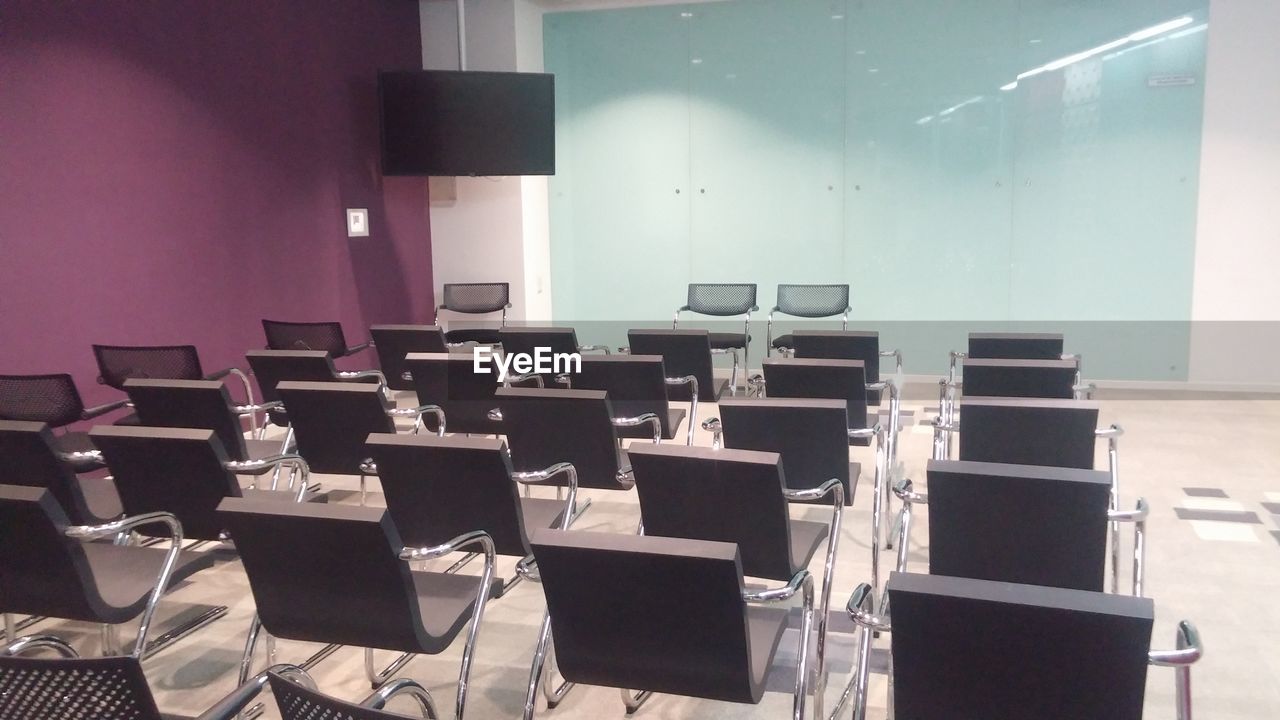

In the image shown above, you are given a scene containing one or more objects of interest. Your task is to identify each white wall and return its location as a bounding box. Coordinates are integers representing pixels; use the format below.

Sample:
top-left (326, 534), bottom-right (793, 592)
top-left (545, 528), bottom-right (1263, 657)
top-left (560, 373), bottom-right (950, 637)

top-left (1188, 0), bottom-right (1280, 385)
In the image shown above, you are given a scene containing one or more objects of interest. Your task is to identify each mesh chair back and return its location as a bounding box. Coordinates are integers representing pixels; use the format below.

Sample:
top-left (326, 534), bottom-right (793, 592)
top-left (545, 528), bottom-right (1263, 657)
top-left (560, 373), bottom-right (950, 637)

top-left (92, 345), bottom-right (203, 391)
top-left (718, 398), bottom-right (853, 505)
top-left (0, 374), bottom-right (85, 428)
top-left (958, 398), bottom-right (1100, 470)
top-left (0, 421), bottom-right (95, 525)
top-left (790, 331), bottom-right (882, 405)
top-left (262, 320), bottom-right (350, 357)
top-left (496, 387), bottom-right (625, 491)
top-left (887, 572), bottom-right (1153, 720)
top-left (569, 355), bottom-right (675, 437)
top-left (628, 444), bottom-right (797, 579)
top-left (627, 330), bottom-right (717, 402)
top-left (268, 673), bottom-right (400, 720)
top-left (761, 358), bottom-right (869, 435)
top-left (369, 434), bottom-right (530, 557)
top-left (961, 358), bottom-right (1076, 399)
top-left (441, 283), bottom-right (510, 314)
top-left (0, 485), bottom-right (106, 622)
top-left (275, 382), bottom-right (395, 476)
top-left (968, 332), bottom-right (1064, 360)
top-left (530, 529), bottom-right (761, 704)
top-left (0, 654), bottom-right (164, 720)
top-left (91, 426), bottom-right (241, 542)
top-left (369, 325), bottom-right (448, 392)
top-left (217, 498), bottom-right (428, 651)
top-left (775, 284), bottom-right (849, 318)
top-left (124, 379), bottom-right (249, 461)
top-left (926, 459), bottom-right (1111, 591)
top-left (686, 283), bottom-right (757, 316)
top-left (244, 351), bottom-right (339, 405)
top-left (403, 353), bottom-right (502, 434)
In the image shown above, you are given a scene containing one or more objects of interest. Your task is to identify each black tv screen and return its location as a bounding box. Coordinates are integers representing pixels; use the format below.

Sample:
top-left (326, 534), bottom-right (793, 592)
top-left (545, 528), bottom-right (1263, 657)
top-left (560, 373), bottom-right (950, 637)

top-left (379, 70), bottom-right (555, 177)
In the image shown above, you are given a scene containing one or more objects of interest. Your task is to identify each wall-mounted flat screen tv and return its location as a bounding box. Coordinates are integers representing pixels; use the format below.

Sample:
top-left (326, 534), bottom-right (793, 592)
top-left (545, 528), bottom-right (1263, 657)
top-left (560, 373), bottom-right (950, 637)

top-left (379, 70), bottom-right (555, 177)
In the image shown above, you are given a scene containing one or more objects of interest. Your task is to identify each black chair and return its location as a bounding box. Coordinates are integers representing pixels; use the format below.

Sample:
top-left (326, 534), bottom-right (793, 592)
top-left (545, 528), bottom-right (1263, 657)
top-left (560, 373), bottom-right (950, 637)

top-left (766, 283), bottom-right (851, 356)
top-left (0, 420), bottom-right (122, 525)
top-left (627, 443), bottom-right (843, 720)
top-left (953, 358), bottom-right (1080, 399)
top-left (523, 529), bottom-right (814, 720)
top-left (218, 496), bottom-right (496, 699)
top-left (496, 387), bottom-right (658, 495)
top-left (369, 324), bottom-right (451, 392)
top-left (125, 378), bottom-right (287, 464)
top-left (0, 373), bottom-right (129, 472)
top-left (759, 358), bottom-right (902, 455)
top-left (846, 572), bottom-right (1201, 720)
top-left (92, 344), bottom-right (256, 418)
top-left (790, 330), bottom-right (902, 407)
top-left (0, 485), bottom-right (222, 659)
top-left (672, 283), bottom-right (758, 392)
top-left (436, 282), bottom-right (512, 345)
top-left (498, 326), bottom-right (611, 386)
top-left (262, 319), bottom-right (370, 359)
top-left (557, 354), bottom-right (695, 444)
top-left (274, 381), bottom-right (443, 503)
top-left (245, 350), bottom-right (386, 429)
top-left (627, 329), bottom-right (728, 402)
top-left (368, 433), bottom-right (576, 596)
top-left (403, 352), bottom-right (522, 435)
top-left (967, 331), bottom-right (1065, 360)
top-left (0, 641), bottom-right (440, 720)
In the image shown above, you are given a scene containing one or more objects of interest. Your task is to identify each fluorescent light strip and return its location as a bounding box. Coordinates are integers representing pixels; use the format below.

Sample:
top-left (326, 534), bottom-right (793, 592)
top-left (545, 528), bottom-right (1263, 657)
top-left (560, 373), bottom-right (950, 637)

top-left (1012, 15), bottom-right (1193, 83)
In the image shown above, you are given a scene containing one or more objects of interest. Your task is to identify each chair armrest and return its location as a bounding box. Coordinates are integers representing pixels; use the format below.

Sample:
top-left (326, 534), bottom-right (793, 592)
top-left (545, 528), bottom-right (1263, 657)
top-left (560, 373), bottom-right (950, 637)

top-left (1095, 424), bottom-right (1124, 439)
top-left (231, 400), bottom-right (282, 416)
top-left (846, 583), bottom-right (891, 632)
top-left (744, 569), bottom-right (812, 604)
top-left (672, 305), bottom-right (690, 327)
top-left (1, 634), bottom-right (78, 658)
top-left (346, 342), bottom-right (372, 355)
top-left (400, 530), bottom-right (495, 563)
top-left (1149, 621), bottom-right (1203, 667)
top-left (617, 346), bottom-right (630, 354)
top-left (204, 367), bottom-right (235, 381)
top-left (612, 412), bottom-right (662, 444)
top-left (848, 423), bottom-right (883, 441)
top-left (782, 477), bottom-right (844, 504)
top-left (196, 664), bottom-right (315, 720)
top-left (81, 397), bottom-right (130, 420)
top-left (225, 455), bottom-right (311, 500)
top-left (362, 677), bottom-right (439, 718)
top-left (701, 416), bottom-right (722, 449)
top-left (515, 555), bottom-right (540, 583)
top-left (487, 407), bottom-right (503, 422)
top-left (388, 404), bottom-right (447, 436)
top-left (1108, 497), bottom-right (1150, 596)
top-left (335, 369), bottom-right (387, 385)
top-left (892, 478), bottom-right (926, 504)
top-left (513, 462), bottom-right (579, 530)
top-left (505, 372), bottom-right (545, 388)
top-left (57, 447), bottom-right (105, 465)
top-left (577, 344), bottom-right (611, 355)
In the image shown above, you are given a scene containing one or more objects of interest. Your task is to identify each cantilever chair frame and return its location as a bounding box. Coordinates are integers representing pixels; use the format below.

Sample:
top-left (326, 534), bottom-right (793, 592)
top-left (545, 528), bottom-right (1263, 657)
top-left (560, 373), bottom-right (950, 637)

top-left (844, 584), bottom-right (1203, 720)
top-left (435, 282), bottom-right (513, 346)
top-left (673, 285), bottom-right (759, 394)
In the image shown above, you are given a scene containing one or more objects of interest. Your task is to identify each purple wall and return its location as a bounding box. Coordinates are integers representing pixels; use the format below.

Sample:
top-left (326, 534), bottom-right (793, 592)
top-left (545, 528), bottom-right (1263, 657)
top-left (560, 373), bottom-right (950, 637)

top-left (0, 1), bottom-right (431, 405)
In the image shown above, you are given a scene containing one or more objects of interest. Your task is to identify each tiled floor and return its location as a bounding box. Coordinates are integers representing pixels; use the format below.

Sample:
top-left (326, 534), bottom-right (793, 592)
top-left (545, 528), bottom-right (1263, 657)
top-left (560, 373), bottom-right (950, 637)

top-left (20, 387), bottom-right (1280, 719)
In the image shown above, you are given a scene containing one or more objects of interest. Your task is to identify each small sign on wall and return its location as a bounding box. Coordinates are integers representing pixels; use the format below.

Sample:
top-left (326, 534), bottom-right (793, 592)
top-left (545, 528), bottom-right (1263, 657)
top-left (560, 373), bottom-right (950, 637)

top-left (1148, 74), bottom-right (1197, 87)
top-left (346, 208), bottom-right (369, 237)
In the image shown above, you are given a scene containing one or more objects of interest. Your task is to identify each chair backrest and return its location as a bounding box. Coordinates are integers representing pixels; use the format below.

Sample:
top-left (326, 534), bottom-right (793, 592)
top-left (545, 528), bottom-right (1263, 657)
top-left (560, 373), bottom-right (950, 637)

top-left (961, 358), bottom-right (1077, 399)
top-left (441, 282), bottom-right (510, 314)
top-left (968, 332), bottom-right (1064, 360)
top-left (0, 654), bottom-right (164, 720)
top-left (0, 373), bottom-right (85, 428)
top-left (627, 329), bottom-right (717, 402)
top-left (565, 355), bottom-right (675, 436)
top-left (262, 319), bottom-right (350, 357)
top-left (497, 327), bottom-right (581, 385)
top-left (217, 497), bottom-right (425, 649)
top-left (761, 357), bottom-right (869, 431)
top-left (926, 459), bottom-right (1112, 591)
top-left (959, 398), bottom-right (1100, 469)
top-left (244, 350), bottom-right (339, 405)
top-left (0, 421), bottom-right (96, 525)
top-left (90, 425), bottom-right (241, 542)
top-left (92, 344), bottom-right (204, 391)
top-left (403, 352), bottom-right (502, 434)
top-left (369, 324), bottom-right (448, 392)
top-left (789, 330), bottom-right (882, 404)
top-left (496, 387), bottom-right (625, 491)
top-left (686, 283), bottom-right (757, 316)
top-left (775, 283), bottom-right (850, 318)
top-left (268, 672), bottom-right (404, 720)
top-left (628, 444), bottom-right (796, 580)
top-left (274, 381), bottom-right (395, 475)
top-left (718, 398), bottom-right (853, 505)
top-left (0, 485), bottom-right (105, 622)
top-left (124, 378), bottom-right (249, 461)
top-left (530, 529), bottom-right (762, 704)
top-left (887, 571), bottom-right (1153, 720)
top-left (369, 433), bottom-right (530, 557)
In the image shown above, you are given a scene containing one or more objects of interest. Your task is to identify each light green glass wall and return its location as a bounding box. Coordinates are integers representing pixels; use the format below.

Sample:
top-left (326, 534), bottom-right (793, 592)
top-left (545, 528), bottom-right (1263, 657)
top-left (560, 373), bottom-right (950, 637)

top-left (546, 0), bottom-right (1208, 378)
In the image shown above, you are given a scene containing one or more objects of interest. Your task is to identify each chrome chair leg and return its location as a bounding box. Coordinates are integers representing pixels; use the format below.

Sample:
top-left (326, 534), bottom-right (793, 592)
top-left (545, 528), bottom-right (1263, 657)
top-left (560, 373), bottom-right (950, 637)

top-left (366, 646), bottom-right (416, 689)
top-left (621, 688), bottom-right (653, 715)
top-left (101, 622), bottom-right (121, 656)
top-left (524, 611), bottom-right (576, 719)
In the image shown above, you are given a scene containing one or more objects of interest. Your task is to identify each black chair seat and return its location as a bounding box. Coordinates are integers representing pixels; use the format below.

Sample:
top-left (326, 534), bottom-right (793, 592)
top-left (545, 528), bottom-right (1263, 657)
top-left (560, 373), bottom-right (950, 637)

top-left (407, 570), bottom-right (493, 655)
top-left (241, 488), bottom-right (328, 504)
top-left (747, 604), bottom-right (791, 690)
top-left (771, 333), bottom-right (794, 350)
top-left (614, 408), bottom-right (687, 441)
top-left (520, 497), bottom-right (568, 535)
top-left (445, 328), bottom-right (502, 345)
top-left (709, 332), bottom-right (749, 350)
top-left (789, 519), bottom-right (829, 572)
top-left (83, 543), bottom-right (217, 624)
top-left (79, 476), bottom-right (123, 522)
top-left (52, 432), bottom-right (108, 473)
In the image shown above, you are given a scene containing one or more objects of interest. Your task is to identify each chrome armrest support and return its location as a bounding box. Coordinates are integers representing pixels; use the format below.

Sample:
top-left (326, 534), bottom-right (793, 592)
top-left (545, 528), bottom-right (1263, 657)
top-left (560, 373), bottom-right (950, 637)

top-left (701, 417), bottom-right (722, 450)
top-left (577, 344), bottom-right (611, 355)
top-left (1150, 620), bottom-right (1202, 720)
top-left (2, 634), bottom-right (79, 658)
top-left (336, 369), bottom-right (388, 386)
top-left (57, 447), bottom-right (104, 465)
top-left (947, 350), bottom-right (967, 384)
top-left (848, 423), bottom-right (884, 441)
top-left (196, 664), bottom-right (314, 720)
top-left (841, 306), bottom-right (851, 330)
top-left (513, 463), bottom-right (579, 531)
top-left (743, 569), bottom-right (812, 604)
top-left (514, 555), bottom-right (541, 585)
top-left (617, 346), bottom-right (630, 354)
top-left (846, 583), bottom-right (891, 632)
top-left (505, 372), bottom-right (546, 388)
top-left (747, 373), bottom-right (765, 397)
top-left (672, 305), bottom-right (689, 329)
top-left (487, 407), bottom-right (503, 422)
top-left (615, 465), bottom-right (635, 488)
top-left (363, 677), bottom-right (439, 718)
top-left (878, 348), bottom-right (904, 375)
top-left (1096, 424), bottom-right (1125, 440)
top-left (891, 478), bottom-right (922, 574)
top-left (613, 412), bottom-right (662, 444)
top-left (346, 342), bottom-right (372, 355)
top-left (765, 307), bottom-right (779, 357)
top-left (664, 375), bottom-right (698, 445)
top-left (782, 477), bottom-right (843, 504)
top-left (1108, 497), bottom-right (1149, 596)
top-left (401, 530), bottom-right (496, 564)
top-left (66, 512), bottom-right (183, 659)
top-left (554, 373), bottom-right (572, 387)
top-left (892, 478), bottom-right (926, 505)
top-left (231, 400), bottom-right (282, 416)
top-left (81, 397), bottom-right (130, 420)
top-left (388, 404), bottom-right (447, 436)
top-left (225, 454), bottom-right (311, 500)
